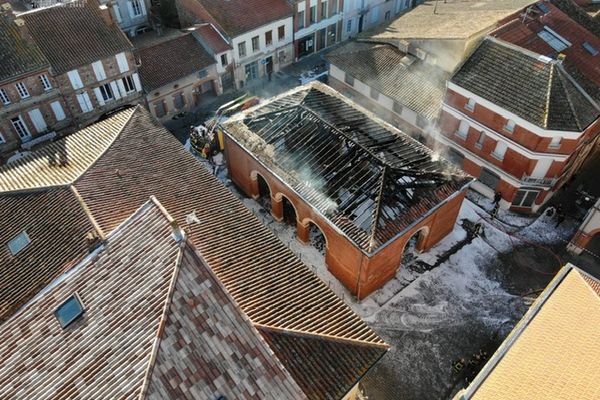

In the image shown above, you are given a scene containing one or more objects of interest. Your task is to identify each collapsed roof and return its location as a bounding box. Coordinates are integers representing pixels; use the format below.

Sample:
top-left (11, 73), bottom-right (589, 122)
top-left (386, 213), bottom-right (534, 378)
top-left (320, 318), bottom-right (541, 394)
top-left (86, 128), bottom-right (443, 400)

top-left (452, 37), bottom-right (600, 132)
top-left (223, 83), bottom-right (471, 253)
top-left (0, 106), bottom-right (387, 399)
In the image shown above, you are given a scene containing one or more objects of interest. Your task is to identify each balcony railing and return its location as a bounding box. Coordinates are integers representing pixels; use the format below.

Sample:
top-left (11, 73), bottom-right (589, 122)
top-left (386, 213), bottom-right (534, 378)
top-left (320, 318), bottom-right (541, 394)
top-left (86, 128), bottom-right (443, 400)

top-left (521, 174), bottom-right (558, 187)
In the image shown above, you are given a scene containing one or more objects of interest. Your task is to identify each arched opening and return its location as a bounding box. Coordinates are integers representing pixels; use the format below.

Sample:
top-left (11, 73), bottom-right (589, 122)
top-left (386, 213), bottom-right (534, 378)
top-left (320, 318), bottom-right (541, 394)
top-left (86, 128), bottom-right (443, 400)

top-left (280, 195), bottom-right (297, 225)
top-left (254, 173), bottom-right (271, 210)
top-left (306, 220), bottom-right (328, 256)
top-left (400, 227), bottom-right (429, 268)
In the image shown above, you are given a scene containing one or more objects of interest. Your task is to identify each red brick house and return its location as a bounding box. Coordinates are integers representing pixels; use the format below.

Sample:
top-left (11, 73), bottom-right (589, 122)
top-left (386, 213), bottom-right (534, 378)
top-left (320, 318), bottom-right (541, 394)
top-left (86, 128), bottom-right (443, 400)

top-left (438, 33), bottom-right (600, 212)
top-left (221, 83), bottom-right (472, 299)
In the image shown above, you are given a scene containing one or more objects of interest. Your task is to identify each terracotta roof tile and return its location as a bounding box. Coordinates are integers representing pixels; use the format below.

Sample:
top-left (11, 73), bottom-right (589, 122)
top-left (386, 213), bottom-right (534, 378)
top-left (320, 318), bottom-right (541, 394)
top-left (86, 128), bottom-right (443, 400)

top-left (0, 14), bottom-right (48, 82)
top-left (192, 0), bottom-right (293, 37)
top-left (0, 199), bottom-right (307, 399)
top-left (0, 187), bottom-right (97, 322)
top-left (22, 0), bottom-right (133, 74)
top-left (463, 265), bottom-right (600, 400)
top-left (137, 33), bottom-right (216, 91)
top-left (193, 23), bottom-right (232, 53)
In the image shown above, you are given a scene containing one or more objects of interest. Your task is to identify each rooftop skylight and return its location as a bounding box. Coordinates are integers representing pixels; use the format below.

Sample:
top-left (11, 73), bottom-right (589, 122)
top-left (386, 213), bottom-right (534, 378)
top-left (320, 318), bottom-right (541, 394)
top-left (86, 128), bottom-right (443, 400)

top-left (538, 27), bottom-right (571, 52)
top-left (7, 231), bottom-right (31, 256)
top-left (583, 42), bottom-right (599, 56)
top-left (55, 294), bottom-right (85, 328)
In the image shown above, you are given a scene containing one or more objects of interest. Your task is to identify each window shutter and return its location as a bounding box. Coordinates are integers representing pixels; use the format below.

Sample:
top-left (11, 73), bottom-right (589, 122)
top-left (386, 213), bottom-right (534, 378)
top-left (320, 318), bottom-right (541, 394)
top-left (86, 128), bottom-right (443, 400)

top-left (93, 87), bottom-right (105, 106)
top-left (67, 70), bottom-right (83, 90)
top-left (28, 109), bottom-right (47, 133)
top-left (132, 73), bottom-right (142, 92)
top-left (126, 1), bottom-right (135, 18)
top-left (113, 4), bottom-right (122, 22)
top-left (117, 79), bottom-right (127, 96)
top-left (92, 61), bottom-right (107, 81)
top-left (83, 92), bottom-right (93, 112)
top-left (50, 101), bottom-right (66, 121)
top-left (139, 0), bottom-right (147, 15)
top-left (110, 81), bottom-right (121, 99)
top-left (116, 52), bottom-right (129, 73)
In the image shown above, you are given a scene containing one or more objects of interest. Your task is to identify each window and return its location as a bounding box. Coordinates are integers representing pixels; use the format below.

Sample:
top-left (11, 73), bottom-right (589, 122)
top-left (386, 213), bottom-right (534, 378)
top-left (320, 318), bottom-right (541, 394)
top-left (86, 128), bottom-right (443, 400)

top-left (278, 25), bottom-right (285, 41)
top-left (8, 231), bottom-right (31, 256)
top-left (76, 92), bottom-right (94, 113)
top-left (115, 52), bottom-right (129, 73)
top-left (447, 148), bottom-right (464, 167)
top-left (393, 101), bottom-right (403, 115)
top-left (251, 36), bottom-right (259, 52)
top-left (395, 0), bottom-right (401, 14)
top-left (492, 141), bottom-right (508, 160)
top-left (238, 41), bottom-right (247, 58)
top-left (370, 87), bottom-right (379, 100)
top-left (55, 295), bottom-right (85, 328)
top-left (321, 1), bottom-right (328, 19)
top-left (310, 5), bottom-right (316, 23)
top-left (548, 136), bottom-right (562, 149)
top-left (504, 119), bottom-right (515, 133)
top-left (331, 0), bottom-right (338, 15)
top-left (122, 75), bottom-right (135, 93)
top-left (416, 115), bottom-right (428, 129)
top-left (537, 27), bottom-right (570, 52)
top-left (98, 83), bottom-right (114, 102)
top-left (478, 168), bottom-right (500, 190)
top-left (40, 74), bottom-right (52, 91)
top-left (344, 73), bottom-right (354, 86)
top-left (0, 88), bottom-right (10, 105)
top-left (465, 98), bottom-right (476, 112)
top-left (583, 42), bottom-right (599, 56)
top-left (457, 120), bottom-right (469, 138)
top-left (265, 30), bottom-right (273, 47)
top-left (174, 92), bottom-right (185, 109)
top-left (221, 54), bottom-right (228, 66)
top-left (50, 101), bottom-right (66, 121)
top-left (198, 68), bottom-right (208, 79)
top-left (67, 69), bottom-right (84, 90)
top-left (11, 116), bottom-right (30, 139)
top-left (92, 60), bottom-right (106, 81)
top-left (245, 61), bottom-right (259, 81)
top-left (512, 189), bottom-right (539, 208)
top-left (15, 82), bottom-right (29, 99)
top-left (347, 19), bottom-right (352, 33)
top-left (385, 10), bottom-right (391, 20)
top-left (298, 11), bottom-right (305, 29)
top-left (130, 0), bottom-right (143, 16)
top-left (475, 131), bottom-right (485, 148)
top-left (154, 100), bottom-right (167, 117)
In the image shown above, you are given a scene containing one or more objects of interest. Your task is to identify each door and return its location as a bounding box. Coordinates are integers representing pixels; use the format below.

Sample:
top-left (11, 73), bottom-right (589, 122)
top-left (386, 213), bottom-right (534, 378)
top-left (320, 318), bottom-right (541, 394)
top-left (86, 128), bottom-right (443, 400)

top-left (317, 28), bottom-right (326, 50)
top-left (358, 15), bottom-right (364, 33)
top-left (266, 56), bottom-right (273, 74)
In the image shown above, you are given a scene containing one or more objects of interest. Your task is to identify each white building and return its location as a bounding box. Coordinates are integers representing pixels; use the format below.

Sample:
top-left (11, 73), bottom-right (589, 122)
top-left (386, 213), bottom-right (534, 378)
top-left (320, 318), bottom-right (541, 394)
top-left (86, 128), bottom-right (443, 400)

top-left (342, 0), bottom-right (413, 40)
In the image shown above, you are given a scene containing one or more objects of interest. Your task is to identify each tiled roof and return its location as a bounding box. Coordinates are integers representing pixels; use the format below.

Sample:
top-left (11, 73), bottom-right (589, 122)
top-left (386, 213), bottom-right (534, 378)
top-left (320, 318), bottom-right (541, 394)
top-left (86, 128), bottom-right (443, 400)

top-left (0, 187), bottom-right (98, 322)
top-left (326, 41), bottom-right (449, 120)
top-left (137, 33), bottom-right (216, 91)
top-left (223, 83), bottom-right (471, 252)
top-left (0, 106), bottom-right (388, 398)
top-left (365, 0), bottom-right (534, 41)
top-left (192, 0), bottom-right (293, 37)
top-left (259, 327), bottom-right (387, 400)
top-left (462, 265), bottom-right (600, 400)
top-left (0, 107), bottom-right (132, 193)
top-left (22, 0), bottom-right (133, 74)
top-left (0, 199), bottom-right (306, 399)
top-left (0, 14), bottom-right (48, 83)
top-left (550, 0), bottom-right (600, 37)
top-left (492, 1), bottom-right (600, 92)
top-left (452, 37), bottom-right (600, 132)
top-left (192, 23), bottom-right (232, 53)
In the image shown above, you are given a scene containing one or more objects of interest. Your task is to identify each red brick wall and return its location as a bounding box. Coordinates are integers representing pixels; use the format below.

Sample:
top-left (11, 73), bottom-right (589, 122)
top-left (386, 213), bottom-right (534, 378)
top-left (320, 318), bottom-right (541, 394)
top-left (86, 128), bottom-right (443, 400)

top-left (224, 133), bottom-right (467, 299)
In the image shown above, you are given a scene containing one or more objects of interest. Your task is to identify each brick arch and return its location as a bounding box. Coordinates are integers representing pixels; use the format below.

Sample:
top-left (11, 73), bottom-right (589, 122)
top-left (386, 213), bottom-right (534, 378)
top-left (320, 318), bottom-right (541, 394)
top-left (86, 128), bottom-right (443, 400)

top-left (274, 192), bottom-right (300, 223)
top-left (250, 170), bottom-right (274, 199)
top-left (301, 217), bottom-right (330, 250)
top-left (401, 226), bottom-right (430, 255)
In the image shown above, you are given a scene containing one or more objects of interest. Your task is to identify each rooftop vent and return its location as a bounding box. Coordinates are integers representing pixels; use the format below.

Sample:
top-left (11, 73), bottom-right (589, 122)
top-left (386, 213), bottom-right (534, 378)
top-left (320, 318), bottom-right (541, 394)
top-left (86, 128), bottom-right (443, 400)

top-left (55, 294), bottom-right (85, 328)
top-left (583, 42), bottom-right (599, 56)
top-left (7, 231), bottom-right (31, 256)
top-left (170, 221), bottom-right (185, 243)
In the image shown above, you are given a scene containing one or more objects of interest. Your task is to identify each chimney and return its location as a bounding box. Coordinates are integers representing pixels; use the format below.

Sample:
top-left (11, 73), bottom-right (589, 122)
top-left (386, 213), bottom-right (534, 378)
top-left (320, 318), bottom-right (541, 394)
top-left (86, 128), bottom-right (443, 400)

top-left (170, 220), bottom-right (185, 243)
top-left (0, 3), bottom-right (12, 17)
top-left (98, 3), bottom-right (114, 26)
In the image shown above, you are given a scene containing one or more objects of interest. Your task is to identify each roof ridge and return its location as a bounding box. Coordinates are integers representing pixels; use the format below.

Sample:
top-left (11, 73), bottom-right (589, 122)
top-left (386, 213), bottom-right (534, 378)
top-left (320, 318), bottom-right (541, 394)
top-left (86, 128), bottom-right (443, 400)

top-left (367, 166), bottom-right (388, 253)
top-left (544, 63), bottom-right (555, 129)
top-left (138, 229), bottom-right (187, 400)
top-left (255, 323), bottom-right (390, 349)
top-left (69, 185), bottom-right (106, 240)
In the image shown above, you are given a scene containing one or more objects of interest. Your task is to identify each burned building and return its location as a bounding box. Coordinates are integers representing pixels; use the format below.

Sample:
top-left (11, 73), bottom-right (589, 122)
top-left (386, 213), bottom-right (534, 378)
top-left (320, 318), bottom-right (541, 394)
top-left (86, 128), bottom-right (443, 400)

top-left (221, 83), bottom-right (472, 299)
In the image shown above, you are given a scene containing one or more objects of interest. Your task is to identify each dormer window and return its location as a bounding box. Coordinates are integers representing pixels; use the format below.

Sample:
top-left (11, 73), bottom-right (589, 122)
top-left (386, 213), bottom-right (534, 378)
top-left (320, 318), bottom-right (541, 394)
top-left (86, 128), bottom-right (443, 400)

top-left (465, 98), bottom-right (476, 112)
top-left (55, 294), bottom-right (85, 328)
top-left (7, 231), bottom-right (31, 255)
top-left (549, 136), bottom-right (562, 149)
top-left (504, 119), bottom-right (515, 133)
